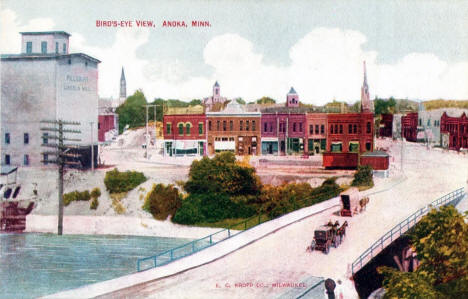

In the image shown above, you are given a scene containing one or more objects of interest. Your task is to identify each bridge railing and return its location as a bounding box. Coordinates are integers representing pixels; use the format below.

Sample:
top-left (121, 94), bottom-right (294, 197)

top-left (137, 214), bottom-right (268, 272)
top-left (351, 187), bottom-right (465, 275)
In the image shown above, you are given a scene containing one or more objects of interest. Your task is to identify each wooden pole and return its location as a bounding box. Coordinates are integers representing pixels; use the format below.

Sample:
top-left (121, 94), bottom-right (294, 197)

top-left (58, 120), bottom-right (64, 235)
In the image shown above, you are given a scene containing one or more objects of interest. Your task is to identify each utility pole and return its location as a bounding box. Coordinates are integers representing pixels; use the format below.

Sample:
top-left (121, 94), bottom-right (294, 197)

top-left (41, 120), bottom-right (81, 235)
top-left (143, 104), bottom-right (160, 159)
top-left (90, 122), bottom-right (94, 172)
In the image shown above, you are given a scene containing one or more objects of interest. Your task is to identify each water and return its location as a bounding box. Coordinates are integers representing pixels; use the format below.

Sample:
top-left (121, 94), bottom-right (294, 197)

top-left (0, 233), bottom-right (192, 298)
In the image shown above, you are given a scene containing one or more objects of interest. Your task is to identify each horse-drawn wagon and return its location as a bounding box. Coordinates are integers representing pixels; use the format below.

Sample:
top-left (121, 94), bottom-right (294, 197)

top-left (309, 221), bottom-right (348, 254)
top-left (340, 188), bottom-right (369, 216)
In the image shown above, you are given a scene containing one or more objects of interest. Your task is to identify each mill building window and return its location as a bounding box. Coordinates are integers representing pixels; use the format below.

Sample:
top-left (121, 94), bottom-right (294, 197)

top-left (24, 155), bottom-right (29, 166)
top-left (41, 41), bottom-right (47, 54)
top-left (24, 133), bottom-right (29, 144)
top-left (26, 42), bottom-right (32, 54)
top-left (5, 133), bottom-right (10, 144)
top-left (5, 155), bottom-right (11, 165)
top-left (55, 42), bottom-right (59, 54)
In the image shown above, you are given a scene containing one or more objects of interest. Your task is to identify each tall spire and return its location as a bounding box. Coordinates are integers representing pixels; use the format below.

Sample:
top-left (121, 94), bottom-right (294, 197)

top-left (120, 67), bottom-right (126, 99)
top-left (361, 61), bottom-right (371, 113)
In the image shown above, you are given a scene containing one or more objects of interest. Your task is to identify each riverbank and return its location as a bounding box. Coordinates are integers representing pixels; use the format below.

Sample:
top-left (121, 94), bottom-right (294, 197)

top-left (25, 215), bottom-right (221, 239)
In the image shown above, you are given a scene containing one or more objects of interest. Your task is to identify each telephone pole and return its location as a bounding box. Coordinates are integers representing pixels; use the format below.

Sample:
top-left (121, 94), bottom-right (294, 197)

top-left (143, 104), bottom-right (160, 159)
top-left (41, 120), bottom-right (81, 235)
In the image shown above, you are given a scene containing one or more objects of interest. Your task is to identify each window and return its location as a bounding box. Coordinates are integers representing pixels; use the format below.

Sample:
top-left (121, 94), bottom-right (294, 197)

top-left (252, 120), bottom-right (256, 131)
top-left (24, 155), bottom-right (29, 166)
top-left (427, 119), bottom-right (431, 126)
top-left (293, 123), bottom-right (296, 132)
top-left (330, 143), bottom-right (342, 153)
top-left (264, 123), bottom-right (268, 132)
top-left (299, 123), bottom-right (302, 132)
top-left (178, 123), bottom-right (184, 135)
top-left (208, 120), bottom-right (212, 131)
top-left (166, 123), bottom-right (172, 134)
top-left (366, 122), bottom-right (371, 133)
top-left (348, 124), bottom-right (352, 134)
top-left (269, 123), bottom-right (273, 132)
top-left (335, 124), bottom-right (338, 134)
top-left (43, 132), bottom-right (48, 144)
top-left (24, 133), bottom-right (29, 144)
top-left (321, 125), bottom-right (324, 134)
top-left (309, 125), bottom-right (313, 134)
top-left (217, 120), bottom-right (220, 131)
top-left (98, 122), bottom-right (101, 130)
top-left (230, 120), bottom-right (233, 131)
top-left (26, 42), bottom-right (32, 54)
top-left (63, 43), bottom-right (66, 54)
top-left (349, 142), bottom-right (359, 153)
top-left (43, 154), bottom-right (48, 165)
top-left (339, 124), bottom-right (343, 134)
top-left (240, 120), bottom-right (243, 131)
top-left (5, 154), bottom-right (10, 165)
top-left (55, 42), bottom-right (59, 54)
top-left (315, 125), bottom-right (319, 134)
top-left (41, 41), bottom-right (47, 54)
top-left (186, 123), bottom-right (191, 135)
top-left (366, 142), bottom-right (372, 151)
top-left (199, 123), bottom-right (203, 135)
top-left (5, 133), bottom-right (10, 144)
top-left (330, 125), bottom-right (333, 134)
top-left (353, 124), bottom-right (357, 134)
top-left (419, 119), bottom-right (422, 126)
top-left (246, 120), bottom-right (250, 131)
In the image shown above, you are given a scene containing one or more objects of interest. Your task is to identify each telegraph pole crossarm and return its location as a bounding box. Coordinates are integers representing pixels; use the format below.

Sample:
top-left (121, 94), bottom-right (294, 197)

top-left (40, 119), bottom-right (81, 235)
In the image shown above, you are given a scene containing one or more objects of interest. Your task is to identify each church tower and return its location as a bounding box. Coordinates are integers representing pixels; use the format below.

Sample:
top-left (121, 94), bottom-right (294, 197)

top-left (286, 87), bottom-right (299, 108)
top-left (361, 61), bottom-right (371, 113)
top-left (213, 81), bottom-right (220, 101)
top-left (119, 67), bottom-right (126, 104)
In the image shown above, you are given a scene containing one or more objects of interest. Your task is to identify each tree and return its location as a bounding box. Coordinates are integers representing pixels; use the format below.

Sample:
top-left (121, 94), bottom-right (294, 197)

top-left (255, 97), bottom-right (276, 105)
top-left (188, 99), bottom-right (202, 106)
top-left (116, 90), bottom-right (147, 132)
top-left (378, 206), bottom-right (468, 298)
top-left (351, 165), bottom-right (374, 187)
top-left (143, 183), bottom-right (182, 220)
top-left (235, 97), bottom-right (246, 105)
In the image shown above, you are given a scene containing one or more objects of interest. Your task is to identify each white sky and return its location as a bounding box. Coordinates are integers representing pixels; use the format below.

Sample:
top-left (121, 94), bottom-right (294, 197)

top-left (1, 0), bottom-right (468, 104)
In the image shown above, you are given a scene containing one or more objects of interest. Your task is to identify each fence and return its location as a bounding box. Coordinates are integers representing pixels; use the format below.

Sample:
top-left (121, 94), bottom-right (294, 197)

top-left (137, 214), bottom-right (269, 272)
top-left (351, 187), bottom-right (465, 275)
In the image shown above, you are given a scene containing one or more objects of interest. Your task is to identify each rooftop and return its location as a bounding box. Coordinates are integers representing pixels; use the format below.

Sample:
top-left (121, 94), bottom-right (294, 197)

top-left (1, 53), bottom-right (101, 63)
top-left (20, 31), bottom-right (71, 36)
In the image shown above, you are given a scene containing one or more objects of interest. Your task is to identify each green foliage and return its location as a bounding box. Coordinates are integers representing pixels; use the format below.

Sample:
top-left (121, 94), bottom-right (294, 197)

top-left (90, 187), bottom-right (101, 199)
top-left (379, 206), bottom-right (468, 298)
top-left (261, 179), bottom-right (342, 219)
top-left (116, 90), bottom-right (147, 133)
top-left (143, 184), bottom-right (182, 220)
top-left (173, 193), bottom-right (255, 224)
top-left (64, 190), bottom-right (91, 206)
top-left (352, 165), bottom-right (374, 187)
top-left (235, 98), bottom-right (246, 105)
top-left (378, 267), bottom-right (441, 299)
top-left (254, 97), bottom-right (276, 105)
top-left (424, 99), bottom-right (468, 111)
top-left (184, 152), bottom-right (261, 197)
top-left (90, 197), bottom-right (99, 210)
top-left (374, 97), bottom-right (397, 115)
top-left (104, 168), bottom-right (147, 194)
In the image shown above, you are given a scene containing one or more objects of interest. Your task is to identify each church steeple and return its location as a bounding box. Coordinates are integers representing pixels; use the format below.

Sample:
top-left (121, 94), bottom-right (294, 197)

top-left (120, 67), bottom-right (126, 99)
top-left (361, 61), bottom-right (371, 113)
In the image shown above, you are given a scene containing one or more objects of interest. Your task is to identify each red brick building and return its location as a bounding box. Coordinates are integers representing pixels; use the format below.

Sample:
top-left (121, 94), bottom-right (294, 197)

top-left (206, 101), bottom-right (261, 155)
top-left (401, 112), bottom-right (418, 142)
top-left (98, 113), bottom-right (117, 142)
top-left (379, 113), bottom-right (393, 138)
top-left (326, 113), bottom-right (374, 154)
top-left (163, 107), bottom-right (206, 156)
top-left (306, 113), bottom-right (327, 155)
top-left (440, 112), bottom-right (468, 150)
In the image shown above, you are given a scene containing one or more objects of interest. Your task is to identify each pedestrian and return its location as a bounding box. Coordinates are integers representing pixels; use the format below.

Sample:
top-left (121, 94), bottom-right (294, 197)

top-left (324, 278), bottom-right (336, 299)
top-left (335, 279), bottom-right (344, 299)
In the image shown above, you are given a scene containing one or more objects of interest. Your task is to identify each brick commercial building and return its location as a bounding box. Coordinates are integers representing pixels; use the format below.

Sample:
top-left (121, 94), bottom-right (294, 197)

top-left (163, 105), bottom-right (206, 156)
top-left (1, 31), bottom-right (100, 167)
top-left (401, 112), bottom-right (418, 142)
top-left (206, 101), bottom-right (261, 155)
top-left (440, 111), bottom-right (468, 151)
top-left (260, 88), bottom-right (308, 156)
top-left (306, 113), bottom-right (327, 155)
top-left (379, 113), bottom-right (393, 138)
top-left (326, 113), bottom-right (374, 154)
